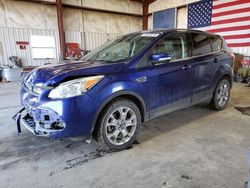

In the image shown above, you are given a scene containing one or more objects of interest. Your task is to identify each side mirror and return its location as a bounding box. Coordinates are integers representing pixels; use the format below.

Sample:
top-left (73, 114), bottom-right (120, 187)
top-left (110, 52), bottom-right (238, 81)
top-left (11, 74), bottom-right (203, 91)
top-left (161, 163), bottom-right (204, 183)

top-left (149, 53), bottom-right (172, 65)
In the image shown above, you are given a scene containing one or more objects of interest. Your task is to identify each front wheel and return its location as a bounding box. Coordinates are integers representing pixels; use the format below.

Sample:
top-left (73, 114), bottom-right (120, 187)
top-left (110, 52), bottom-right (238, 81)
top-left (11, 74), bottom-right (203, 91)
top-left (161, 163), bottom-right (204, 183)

top-left (97, 99), bottom-right (141, 151)
top-left (209, 78), bottom-right (231, 110)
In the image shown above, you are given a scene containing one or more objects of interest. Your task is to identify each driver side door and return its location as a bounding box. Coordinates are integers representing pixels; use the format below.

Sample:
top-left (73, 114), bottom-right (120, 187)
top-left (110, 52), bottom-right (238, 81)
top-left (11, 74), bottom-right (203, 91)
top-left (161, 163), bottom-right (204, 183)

top-left (146, 32), bottom-right (195, 119)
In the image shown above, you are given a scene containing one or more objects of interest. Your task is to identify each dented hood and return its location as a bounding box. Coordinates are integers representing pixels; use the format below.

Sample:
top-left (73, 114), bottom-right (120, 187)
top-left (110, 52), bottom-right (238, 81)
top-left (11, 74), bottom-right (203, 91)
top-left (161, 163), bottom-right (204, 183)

top-left (24, 61), bottom-right (126, 86)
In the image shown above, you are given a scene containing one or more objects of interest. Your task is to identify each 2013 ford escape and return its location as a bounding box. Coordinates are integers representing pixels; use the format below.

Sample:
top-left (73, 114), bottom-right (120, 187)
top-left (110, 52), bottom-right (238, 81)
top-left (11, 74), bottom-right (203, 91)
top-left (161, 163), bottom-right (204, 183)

top-left (14, 29), bottom-right (234, 151)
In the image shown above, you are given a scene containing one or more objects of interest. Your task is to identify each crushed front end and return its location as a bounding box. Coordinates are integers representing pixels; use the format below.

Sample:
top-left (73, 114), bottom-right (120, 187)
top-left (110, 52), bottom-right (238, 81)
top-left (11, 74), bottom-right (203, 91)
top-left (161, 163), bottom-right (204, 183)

top-left (13, 81), bottom-right (67, 138)
top-left (13, 68), bottom-right (100, 139)
top-left (13, 105), bottom-right (66, 137)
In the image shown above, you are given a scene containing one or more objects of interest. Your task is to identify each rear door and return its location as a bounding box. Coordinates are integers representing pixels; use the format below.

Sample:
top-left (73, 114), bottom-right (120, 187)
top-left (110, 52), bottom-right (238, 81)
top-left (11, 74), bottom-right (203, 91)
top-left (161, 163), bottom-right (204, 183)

top-left (189, 32), bottom-right (216, 104)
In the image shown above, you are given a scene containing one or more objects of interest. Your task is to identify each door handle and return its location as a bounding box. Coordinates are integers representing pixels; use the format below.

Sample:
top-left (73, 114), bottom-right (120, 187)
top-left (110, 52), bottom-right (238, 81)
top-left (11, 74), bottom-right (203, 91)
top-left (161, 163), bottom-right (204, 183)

top-left (181, 65), bottom-right (192, 70)
top-left (214, 58), bottom-right (218, 63)
top-left (136, 76), bottom-right (147, 82)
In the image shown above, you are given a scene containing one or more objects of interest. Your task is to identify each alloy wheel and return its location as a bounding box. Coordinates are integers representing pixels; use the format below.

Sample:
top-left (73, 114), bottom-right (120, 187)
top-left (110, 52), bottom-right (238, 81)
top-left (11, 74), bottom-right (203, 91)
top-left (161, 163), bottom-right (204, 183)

top-left (216, 82), bottom-right (230, 108)
top-left (105, 106), bottom-right (137, 146)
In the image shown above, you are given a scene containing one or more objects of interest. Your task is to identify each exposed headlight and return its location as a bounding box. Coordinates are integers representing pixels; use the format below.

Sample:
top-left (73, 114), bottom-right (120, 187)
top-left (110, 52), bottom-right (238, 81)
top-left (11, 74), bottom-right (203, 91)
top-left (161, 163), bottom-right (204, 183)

top-left (48, 75), bottom-right (104, 99)
top-left (33, 83), bottom-right (44, 95)
top-left (25, 82), bottom-right (51, 95)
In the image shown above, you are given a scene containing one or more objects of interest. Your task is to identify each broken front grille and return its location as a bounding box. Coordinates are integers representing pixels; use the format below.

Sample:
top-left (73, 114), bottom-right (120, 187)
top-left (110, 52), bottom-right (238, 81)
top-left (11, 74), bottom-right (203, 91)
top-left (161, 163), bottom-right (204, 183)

top-left (23, 114), bottom-right (36, 129)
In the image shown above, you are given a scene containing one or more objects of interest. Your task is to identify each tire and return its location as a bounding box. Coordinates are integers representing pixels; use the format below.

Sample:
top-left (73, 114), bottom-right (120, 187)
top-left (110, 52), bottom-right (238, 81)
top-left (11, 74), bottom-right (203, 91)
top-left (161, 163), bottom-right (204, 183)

top-left (209, 78), bottom-right (231, 110)
top-left (97, 98), bottom-right (141, 151)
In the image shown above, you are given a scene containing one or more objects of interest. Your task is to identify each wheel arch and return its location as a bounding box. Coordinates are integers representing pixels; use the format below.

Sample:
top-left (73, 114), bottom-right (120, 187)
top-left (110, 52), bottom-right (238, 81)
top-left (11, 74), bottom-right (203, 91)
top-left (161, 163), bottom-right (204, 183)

top-left (212, 63), bottom-right (233, 90)
top-left (209, 73), bottom-right (232, 110)
top-left (221, 74), bottom-right (233, 87)
top-left (91, 91), bottom-right (148, 138)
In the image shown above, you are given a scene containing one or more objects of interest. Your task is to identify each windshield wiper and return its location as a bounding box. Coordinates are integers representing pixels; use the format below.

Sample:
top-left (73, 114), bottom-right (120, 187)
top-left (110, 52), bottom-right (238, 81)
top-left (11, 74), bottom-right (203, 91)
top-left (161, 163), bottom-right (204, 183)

top-left (108, 58), bottom-right (128, 63)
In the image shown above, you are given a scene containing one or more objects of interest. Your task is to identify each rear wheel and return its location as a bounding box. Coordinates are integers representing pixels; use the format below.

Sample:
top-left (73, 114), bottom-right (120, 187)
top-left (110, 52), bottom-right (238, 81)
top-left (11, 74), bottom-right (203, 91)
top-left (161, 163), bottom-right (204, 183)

top-left (209, 78), bottom-right (231, 110)
top-left (97, 98), bottom-right (141, 151)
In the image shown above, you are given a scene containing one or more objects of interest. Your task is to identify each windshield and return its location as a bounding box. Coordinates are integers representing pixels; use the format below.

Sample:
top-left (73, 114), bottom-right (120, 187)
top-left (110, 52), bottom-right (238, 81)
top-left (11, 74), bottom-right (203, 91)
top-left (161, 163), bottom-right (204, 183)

top-left (80, 33), bottom-right (160, 63)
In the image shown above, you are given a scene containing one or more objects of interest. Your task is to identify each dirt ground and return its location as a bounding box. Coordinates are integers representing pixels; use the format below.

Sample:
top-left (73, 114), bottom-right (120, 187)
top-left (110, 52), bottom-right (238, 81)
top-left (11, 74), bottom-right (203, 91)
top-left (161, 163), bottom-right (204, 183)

top-left (0, 82), bottom-right (250, 188)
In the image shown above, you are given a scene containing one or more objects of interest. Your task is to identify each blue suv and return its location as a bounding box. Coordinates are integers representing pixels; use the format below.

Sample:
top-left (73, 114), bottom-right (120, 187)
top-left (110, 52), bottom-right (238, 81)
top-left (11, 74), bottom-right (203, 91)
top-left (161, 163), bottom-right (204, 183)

top-left (14, 29), bottom-right (234, 151)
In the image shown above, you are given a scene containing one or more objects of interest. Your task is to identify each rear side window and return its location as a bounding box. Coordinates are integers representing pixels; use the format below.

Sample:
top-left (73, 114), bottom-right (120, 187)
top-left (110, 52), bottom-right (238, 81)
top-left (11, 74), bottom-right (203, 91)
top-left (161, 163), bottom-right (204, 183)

top-left (190, 33), bottom-right (211, 56)
top-left (210, 36), bottom-right (223, 52)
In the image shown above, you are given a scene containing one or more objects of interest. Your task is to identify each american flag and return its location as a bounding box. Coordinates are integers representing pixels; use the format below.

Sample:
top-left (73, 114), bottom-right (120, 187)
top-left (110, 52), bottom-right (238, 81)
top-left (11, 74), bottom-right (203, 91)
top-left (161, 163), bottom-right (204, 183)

top-left (188, 0), bottom-right (250, 51)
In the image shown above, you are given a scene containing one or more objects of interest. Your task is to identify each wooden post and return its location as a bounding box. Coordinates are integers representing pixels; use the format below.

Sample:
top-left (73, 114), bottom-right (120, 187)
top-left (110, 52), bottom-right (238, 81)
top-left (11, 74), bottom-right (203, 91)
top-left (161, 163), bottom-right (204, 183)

top-left (56, 0), bottom-right (66, 60)
top-left (143, 0), bottom-right (149, 30)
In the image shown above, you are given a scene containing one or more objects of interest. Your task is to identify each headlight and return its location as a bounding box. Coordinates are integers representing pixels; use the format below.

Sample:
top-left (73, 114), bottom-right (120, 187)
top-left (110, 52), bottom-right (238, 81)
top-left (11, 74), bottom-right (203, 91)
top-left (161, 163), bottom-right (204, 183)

top-left (48, 75), bottom-right (104, 99)
top-left (26, 83), bottom-right (52, 95)
top-left (32, 83), bottom-right (44, 95)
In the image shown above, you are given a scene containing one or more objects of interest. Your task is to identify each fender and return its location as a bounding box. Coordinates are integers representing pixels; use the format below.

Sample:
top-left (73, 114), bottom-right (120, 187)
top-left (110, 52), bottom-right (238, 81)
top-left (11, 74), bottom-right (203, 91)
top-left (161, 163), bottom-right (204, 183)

top-left (90, 90), bottom-right (148, 133)
top-left (211, 64), bottom-right (233, 91)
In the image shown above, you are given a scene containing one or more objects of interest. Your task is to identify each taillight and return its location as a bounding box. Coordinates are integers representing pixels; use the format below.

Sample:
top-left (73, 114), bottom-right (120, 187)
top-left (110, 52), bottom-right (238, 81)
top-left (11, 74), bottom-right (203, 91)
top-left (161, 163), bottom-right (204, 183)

top-left (227, 51), bottom-right (235, 62)
top-left (227, 51), bottom-right (235, 74)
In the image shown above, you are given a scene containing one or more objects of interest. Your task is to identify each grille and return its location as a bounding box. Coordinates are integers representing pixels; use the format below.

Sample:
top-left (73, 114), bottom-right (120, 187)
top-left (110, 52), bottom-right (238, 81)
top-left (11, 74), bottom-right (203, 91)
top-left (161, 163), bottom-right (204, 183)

top-left (23, 114), bottom-right (36, 129)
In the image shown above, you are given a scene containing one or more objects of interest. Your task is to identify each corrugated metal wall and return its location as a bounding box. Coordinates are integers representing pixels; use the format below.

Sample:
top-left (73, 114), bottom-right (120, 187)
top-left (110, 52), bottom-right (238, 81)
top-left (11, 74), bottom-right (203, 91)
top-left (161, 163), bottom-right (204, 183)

top-left (0, 27), bottom-right (59, 67)
top-left (84, 32), bottom-right (119, 51)
top-left (65, 31), bottom-right (119, 51)
top-left (0, 27), bottom-right (120, 67)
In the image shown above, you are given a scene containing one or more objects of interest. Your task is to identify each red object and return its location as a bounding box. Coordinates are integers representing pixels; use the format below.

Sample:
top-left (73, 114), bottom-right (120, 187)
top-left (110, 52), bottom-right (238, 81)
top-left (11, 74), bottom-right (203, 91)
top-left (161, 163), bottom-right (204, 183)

top-left (16, 41), bottom-right (29, 45)
top-left (227, 52), bottom-right (235, 62)
top-left (16, 41), bottom-right (29, 50)
top-left (66, 43), bottom-right (81, 59)
top-left (241, 59), bottom-right (250, 65)
top-left (240, 56), bottom-right (250, 68)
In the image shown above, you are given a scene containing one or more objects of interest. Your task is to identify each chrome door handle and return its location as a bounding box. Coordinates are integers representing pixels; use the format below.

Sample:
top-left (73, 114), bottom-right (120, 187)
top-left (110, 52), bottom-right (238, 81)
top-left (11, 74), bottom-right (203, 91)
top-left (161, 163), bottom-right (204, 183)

top-left (136, 76), bottom-right (147, 82)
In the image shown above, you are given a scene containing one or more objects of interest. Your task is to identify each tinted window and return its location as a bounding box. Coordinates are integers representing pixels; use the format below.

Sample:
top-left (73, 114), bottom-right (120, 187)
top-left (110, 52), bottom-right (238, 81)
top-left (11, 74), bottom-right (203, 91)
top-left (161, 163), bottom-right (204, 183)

top-left (191, 33), bottom-right (211, 56)
top-left (152, 33), bottom-right (191, 61)
top-left (210, 36), bottom-right (223, 52)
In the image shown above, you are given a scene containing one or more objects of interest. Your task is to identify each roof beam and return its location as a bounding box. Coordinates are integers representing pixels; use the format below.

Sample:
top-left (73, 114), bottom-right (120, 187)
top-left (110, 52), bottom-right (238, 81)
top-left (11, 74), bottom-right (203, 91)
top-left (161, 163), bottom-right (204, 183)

top-left (13, 0), bottom-right (142, 17)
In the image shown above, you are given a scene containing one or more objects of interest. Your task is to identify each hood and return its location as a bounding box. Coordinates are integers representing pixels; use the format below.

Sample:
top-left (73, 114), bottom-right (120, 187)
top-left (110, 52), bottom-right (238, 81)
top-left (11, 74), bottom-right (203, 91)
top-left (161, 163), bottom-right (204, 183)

top-left (25, 61), bottom-right (126, 86)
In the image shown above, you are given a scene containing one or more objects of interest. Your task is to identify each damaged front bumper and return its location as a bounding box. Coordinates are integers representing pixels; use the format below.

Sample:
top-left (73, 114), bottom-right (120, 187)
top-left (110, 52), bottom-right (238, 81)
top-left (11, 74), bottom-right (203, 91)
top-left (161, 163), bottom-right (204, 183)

top-left (14, 82), bottom-right (98, 139)
top-left (13, 106), bottom-right (66, 137)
